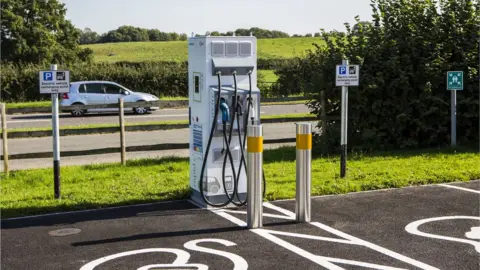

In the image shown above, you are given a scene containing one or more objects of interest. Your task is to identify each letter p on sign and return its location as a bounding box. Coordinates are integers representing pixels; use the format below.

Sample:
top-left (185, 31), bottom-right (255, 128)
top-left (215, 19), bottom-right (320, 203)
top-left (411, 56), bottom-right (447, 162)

top-left (44, 72), bottom-right (53, 81)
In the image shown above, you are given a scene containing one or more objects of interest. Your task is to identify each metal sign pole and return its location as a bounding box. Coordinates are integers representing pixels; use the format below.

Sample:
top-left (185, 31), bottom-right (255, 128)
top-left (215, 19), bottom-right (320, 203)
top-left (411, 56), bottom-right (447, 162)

top-left (51, 64), bottom-right (61, 199)
top-left (340, 59), bottom-right (349, 178)
top-left (451, 89), bottom-right (457, 147)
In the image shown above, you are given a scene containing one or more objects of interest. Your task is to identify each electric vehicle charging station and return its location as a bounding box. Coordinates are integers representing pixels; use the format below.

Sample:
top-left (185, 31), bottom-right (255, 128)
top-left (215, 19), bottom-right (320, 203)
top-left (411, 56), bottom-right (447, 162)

top-left (188, 34), bottom-right (261, 208)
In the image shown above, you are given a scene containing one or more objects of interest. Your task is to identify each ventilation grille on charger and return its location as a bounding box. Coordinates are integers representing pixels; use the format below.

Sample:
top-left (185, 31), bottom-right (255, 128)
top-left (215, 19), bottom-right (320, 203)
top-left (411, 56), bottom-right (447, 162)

top-left (239, 41), bottom-right (252, 56)
top-left (226, 42), bottom-right (239, 56)
top-left (211, 41), bottom-right (225, 57)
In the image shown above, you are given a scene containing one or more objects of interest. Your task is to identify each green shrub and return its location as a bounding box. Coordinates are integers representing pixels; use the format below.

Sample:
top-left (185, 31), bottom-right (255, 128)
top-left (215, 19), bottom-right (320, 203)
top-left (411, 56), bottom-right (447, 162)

top-left (274, 0), bottom-right (480, 152)
top-left (1, 59), bottom-right (295, 102)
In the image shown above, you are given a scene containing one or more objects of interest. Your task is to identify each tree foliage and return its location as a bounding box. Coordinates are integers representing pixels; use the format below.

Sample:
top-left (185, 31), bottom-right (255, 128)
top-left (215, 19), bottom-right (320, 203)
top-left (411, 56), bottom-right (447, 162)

top-left (275, 0), bottom-right (480, 151)
top-left (78, 26), bottom-right (297, 44)
top-left (1, 0), bottom-right (93, 65)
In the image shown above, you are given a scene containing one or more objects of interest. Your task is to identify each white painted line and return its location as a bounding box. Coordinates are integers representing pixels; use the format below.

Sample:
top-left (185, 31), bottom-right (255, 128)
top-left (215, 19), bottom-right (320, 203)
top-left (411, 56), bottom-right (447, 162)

top-left (465, 226), bottom-right (480, 240)
top-left (138, 264), bottom-right (208, 270)
top-left (263, 202), bottom-right (295, 218)
top-left (315, 256), bottom-right (408, 270)
top-left (220, 209), bottom-right (295, 220)
top-left (259, 229), bottom-right (358, 245)
top-left (438, 184), bottom-right (480, 194)
top-left (80, 248), bottom-right (191, 270)
top-left (252, 228), bottom-right (345, 269)
top-left (211, 210), bottom-right (247, 227)
top-left (405, 216), bottom-right (480, 253)
top-left (212, 203), bottom-right (441, 270)
top-left (184, 239), bottom-right (249, 270)
top-left (310, 222), bottom-right (440, 270)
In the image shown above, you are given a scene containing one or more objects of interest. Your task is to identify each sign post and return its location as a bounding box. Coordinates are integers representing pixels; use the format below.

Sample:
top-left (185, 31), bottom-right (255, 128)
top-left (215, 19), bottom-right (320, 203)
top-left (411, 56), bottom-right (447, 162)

top-left (39, 65), bottom-right (70, 199)
top-left (336, 60), bottom-right (359, 178)
top-left (447, 71), bottom-right (463, 147)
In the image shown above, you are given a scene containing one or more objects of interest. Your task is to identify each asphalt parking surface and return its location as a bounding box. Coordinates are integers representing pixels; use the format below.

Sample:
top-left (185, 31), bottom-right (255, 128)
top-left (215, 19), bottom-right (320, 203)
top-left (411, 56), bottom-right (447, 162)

top-left (2, 180), bottom-right (479, 270)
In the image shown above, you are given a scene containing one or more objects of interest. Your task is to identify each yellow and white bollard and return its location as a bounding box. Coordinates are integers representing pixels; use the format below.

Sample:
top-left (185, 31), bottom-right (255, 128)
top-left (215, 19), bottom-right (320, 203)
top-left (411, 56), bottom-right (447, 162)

top-left (247, 125), bottom-right (263, 229)
top-left (296, 123), bottom-right (312, 223)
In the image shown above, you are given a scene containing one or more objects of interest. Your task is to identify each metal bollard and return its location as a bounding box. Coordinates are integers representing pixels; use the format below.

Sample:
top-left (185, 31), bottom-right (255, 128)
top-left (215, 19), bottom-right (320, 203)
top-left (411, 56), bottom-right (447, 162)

top-left (247, 125), bottom-right (263, 229)
top-left (296, 123), bottom-right (312, 223)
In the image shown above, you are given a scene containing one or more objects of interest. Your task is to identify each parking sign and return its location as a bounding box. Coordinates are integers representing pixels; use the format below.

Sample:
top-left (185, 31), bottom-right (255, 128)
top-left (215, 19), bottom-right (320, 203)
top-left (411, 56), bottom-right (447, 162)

top-left (336, 65), bottom-right (360, 86)
top-left (39, 70), bottom-right (70, 94)
top-left (44, 72), bottom-right (53, 81)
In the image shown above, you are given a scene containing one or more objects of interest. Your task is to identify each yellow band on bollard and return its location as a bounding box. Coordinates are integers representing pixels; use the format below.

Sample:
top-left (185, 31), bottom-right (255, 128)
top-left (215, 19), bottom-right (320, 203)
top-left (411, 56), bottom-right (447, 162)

top-left (296, 134), bottom-right (312, 150)
top-left (247, 136), bottom-right (263, 153)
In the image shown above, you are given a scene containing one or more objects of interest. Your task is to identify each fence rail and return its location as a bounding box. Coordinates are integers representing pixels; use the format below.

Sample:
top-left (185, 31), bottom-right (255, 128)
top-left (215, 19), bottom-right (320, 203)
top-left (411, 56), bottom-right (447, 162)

top-left (6, 96), bottom-right (312, 114)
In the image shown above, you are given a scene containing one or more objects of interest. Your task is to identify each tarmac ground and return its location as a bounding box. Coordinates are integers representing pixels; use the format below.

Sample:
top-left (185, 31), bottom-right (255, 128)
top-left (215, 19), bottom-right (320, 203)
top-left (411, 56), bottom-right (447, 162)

top-left (2, 180), bottom-right (479, 270)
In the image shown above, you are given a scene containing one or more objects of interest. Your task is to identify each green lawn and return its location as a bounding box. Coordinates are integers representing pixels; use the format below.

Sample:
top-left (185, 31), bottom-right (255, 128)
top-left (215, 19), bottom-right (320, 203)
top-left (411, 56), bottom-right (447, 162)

top-left (82, 38), bottom-right (325, 63)
top-left (6, 101), bottom-right (51, 109)
top-left (1, 146), bottom-right (478, 219)
top-left (258, 70), bottom-right (279, 83)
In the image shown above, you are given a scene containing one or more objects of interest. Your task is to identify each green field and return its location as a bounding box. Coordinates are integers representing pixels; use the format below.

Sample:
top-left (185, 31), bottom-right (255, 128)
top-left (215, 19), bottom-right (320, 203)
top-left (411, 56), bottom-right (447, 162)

top-left (82, 38), bottom-right (324, 63)
top-left (1, 146), bottom-right (479, 218)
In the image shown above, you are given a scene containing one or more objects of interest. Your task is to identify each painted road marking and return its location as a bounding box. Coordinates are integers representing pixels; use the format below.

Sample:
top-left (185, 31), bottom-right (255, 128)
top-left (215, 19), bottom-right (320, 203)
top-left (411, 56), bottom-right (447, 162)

top-left (80, 238), bottom-right (248, 270)
top-left (212, 203), bottom-right (440, 270)
top-left (405, 216), bottom-right (480, 253)
top-left (184, 239), bottom-right (249, 270)
top-left (438, 184), bottom-right (480, 194)
top-left (465, 227), bottom-right (480, 240)
top-left (8, 112), bottom-right (267, 124)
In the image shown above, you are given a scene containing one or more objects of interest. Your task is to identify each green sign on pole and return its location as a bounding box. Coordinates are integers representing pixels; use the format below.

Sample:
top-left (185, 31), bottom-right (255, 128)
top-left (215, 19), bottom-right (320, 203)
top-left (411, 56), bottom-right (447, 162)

top-left (447, 71), bottom-right (464, 90)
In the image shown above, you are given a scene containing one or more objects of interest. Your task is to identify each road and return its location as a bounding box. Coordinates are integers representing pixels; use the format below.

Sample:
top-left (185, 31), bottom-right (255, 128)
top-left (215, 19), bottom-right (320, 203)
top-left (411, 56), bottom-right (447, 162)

top-left (2, 181), bottom-right (479, 270)
top-left (2, 121), bottom-right (318, 170)
top-left (6, 104), bottom-right (310, 129)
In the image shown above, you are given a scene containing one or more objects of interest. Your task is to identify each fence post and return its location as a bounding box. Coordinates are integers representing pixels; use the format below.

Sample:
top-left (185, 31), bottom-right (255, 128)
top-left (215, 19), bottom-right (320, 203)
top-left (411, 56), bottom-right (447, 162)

top-left (247, 124), bottom-right (263, 229)
top-left (296, 122), bottom-right (312, 223)
top-left (320, 90), bottom-right (328, 148)
top-left (119, 98), bottom-right (126, 166)
top-left (1, 103), bottom-right (9, 177)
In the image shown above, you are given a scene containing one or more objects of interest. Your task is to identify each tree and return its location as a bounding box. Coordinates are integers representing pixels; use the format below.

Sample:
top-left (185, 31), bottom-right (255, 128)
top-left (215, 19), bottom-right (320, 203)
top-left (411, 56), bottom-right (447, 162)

top-left (179, 33), bottom-right (188, 41)
top-left (168, 32), bottom-right (179, 41)
top-left (305, 33), bottom-right (313, 37)
top-left (275, 0), bottom-right (479, 151)
top-left (79, 28), bottom-right (100, 44)
top-left (148, 29), bottom-right (162, 41)
top-left (1, 0), bottom-right (93, 64)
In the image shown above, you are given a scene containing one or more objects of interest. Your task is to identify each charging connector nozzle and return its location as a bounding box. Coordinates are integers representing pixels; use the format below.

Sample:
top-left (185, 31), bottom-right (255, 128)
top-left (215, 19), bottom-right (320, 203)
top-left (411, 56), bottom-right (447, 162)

top-left (220, 99), bottom-right (230, 123)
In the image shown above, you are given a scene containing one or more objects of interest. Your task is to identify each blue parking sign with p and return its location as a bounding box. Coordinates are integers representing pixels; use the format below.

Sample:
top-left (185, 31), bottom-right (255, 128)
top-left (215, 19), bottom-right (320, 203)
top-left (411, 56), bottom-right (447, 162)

top-left (44, 72), bottom-right (53, 81)
top-left (339, 66), bottom-right (347, 75)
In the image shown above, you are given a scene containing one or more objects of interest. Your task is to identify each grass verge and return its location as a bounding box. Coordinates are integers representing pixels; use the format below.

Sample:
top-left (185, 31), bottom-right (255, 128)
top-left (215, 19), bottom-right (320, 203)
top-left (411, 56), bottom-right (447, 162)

top-left (1, 146), bottom-right (478, 219)
top-left (4, 97), bottom-right (187, 110)
top-left (3, 113), bottom-right (316, 134)
top-left (4, 97), bottom-right (309, 111)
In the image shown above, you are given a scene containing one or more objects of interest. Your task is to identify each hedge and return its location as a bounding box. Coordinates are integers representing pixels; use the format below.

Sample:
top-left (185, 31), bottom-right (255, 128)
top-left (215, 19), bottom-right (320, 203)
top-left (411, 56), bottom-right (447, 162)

top-left (0, 59), bottom-right (292, 102)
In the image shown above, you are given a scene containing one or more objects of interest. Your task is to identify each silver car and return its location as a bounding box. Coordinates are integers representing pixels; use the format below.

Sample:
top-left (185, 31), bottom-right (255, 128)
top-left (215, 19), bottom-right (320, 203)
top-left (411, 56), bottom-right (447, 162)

top-left (60, 81), bottom-right (160, 116)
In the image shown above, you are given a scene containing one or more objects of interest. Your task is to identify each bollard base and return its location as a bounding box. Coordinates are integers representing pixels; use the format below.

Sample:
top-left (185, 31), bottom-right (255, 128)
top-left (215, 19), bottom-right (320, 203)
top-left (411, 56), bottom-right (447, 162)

top-left (340, 144), bottom-right (347, 178)
top-left (54, 160), bottom-right (60, 199)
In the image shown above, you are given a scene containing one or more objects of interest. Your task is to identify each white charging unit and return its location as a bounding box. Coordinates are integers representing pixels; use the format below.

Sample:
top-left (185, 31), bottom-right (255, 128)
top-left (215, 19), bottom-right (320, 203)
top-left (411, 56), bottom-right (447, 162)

top-left (188, 35), bottom-right (261, 208)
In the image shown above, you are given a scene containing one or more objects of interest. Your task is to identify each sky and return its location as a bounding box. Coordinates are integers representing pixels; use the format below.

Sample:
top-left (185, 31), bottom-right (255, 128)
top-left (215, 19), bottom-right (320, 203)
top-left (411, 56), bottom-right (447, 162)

top-left (59, 0), bottom-right (373, 35)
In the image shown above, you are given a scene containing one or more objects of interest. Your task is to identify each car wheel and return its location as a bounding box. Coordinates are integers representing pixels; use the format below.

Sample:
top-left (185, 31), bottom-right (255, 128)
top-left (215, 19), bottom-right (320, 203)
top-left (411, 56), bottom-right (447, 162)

top-left (70, 103), bottom-right (85, 117)
top-left (133, 101), bottom-right (149, 115)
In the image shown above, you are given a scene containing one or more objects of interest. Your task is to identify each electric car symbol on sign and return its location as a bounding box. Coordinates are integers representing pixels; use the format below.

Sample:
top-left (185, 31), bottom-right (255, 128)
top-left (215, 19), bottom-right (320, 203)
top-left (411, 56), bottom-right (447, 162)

top-left (60, 81), bottom-right (160, 116)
